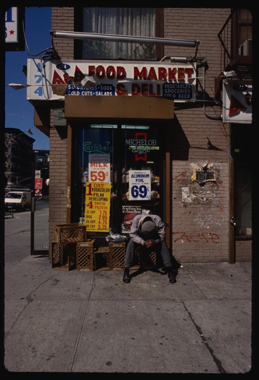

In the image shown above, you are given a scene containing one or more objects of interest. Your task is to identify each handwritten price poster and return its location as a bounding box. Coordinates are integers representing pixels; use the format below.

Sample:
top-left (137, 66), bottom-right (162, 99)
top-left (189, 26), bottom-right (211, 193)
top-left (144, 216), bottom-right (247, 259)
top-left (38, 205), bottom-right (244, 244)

top-left (128, 170), bottom-right (151, 201)
top-left (88, 154), bottom-right (110, 183)
top-left (84, 182), bottom-right (111, 232)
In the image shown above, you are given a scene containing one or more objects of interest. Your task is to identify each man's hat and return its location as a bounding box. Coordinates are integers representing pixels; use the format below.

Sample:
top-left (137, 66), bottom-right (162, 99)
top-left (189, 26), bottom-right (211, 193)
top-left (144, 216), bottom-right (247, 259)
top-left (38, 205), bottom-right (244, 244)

top-left (141, 220), bottom-right (156, 236)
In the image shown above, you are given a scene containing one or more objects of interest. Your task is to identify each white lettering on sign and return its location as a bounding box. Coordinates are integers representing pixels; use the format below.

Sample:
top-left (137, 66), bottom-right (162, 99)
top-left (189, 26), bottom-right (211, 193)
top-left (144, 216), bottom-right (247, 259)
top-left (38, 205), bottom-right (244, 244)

top-left (27, 59), bottom-right (197, 102)
top-left (88, 154), bottom-right (110, 183)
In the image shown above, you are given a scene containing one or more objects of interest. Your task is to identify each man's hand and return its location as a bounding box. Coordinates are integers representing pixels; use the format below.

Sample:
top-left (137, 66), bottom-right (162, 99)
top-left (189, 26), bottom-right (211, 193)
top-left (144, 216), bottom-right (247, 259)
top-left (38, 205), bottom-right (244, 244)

top-left (144, 239), bottom-right (155, 248)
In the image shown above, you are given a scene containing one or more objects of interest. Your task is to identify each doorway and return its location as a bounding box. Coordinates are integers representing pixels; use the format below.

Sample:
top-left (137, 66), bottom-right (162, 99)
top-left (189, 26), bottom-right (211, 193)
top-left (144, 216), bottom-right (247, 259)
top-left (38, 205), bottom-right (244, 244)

top-left (71, 122), bottom-right (166, 240)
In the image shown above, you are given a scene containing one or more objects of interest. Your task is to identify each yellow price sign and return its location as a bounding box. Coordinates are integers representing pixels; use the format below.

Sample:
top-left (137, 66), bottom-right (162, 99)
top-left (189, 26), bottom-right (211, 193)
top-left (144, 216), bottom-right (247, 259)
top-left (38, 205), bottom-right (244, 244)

top-left (84, 182), bottom-right (111, 232)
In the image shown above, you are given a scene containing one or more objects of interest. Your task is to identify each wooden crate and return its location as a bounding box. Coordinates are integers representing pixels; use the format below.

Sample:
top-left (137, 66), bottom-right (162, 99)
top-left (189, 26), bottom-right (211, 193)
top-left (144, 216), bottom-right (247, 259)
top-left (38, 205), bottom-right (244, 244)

top-left (108, 242), bottom-right (156, 270)
top-left (137, 248), bottom-right (157, 269)
top-left (94, 247), bottom-right (111, 271)
top-left (109, 242), bottom-right (126, 269)
top-left (52, 242), bottom-right (76, 271)
top-left (54, 223), bottom-right (86, 244)
top-left (76, 239), bottom-right (95, 271)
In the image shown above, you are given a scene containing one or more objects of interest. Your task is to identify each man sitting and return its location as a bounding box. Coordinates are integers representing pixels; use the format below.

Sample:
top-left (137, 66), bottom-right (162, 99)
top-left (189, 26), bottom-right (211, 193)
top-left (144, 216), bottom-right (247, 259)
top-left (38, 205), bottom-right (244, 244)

top-left (123, 213), bottom-right (178, 284)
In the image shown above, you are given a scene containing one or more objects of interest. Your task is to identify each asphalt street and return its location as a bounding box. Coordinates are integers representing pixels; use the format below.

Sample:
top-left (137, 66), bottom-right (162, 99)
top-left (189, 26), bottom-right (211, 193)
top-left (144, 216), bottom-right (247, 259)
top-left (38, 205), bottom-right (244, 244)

top-left (3, 203), bottom-right (254, 374)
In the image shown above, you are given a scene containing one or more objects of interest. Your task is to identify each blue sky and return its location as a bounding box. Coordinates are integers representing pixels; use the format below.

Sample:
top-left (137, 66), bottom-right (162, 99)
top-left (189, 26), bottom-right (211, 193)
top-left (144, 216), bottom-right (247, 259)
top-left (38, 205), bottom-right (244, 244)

top-left (5, 7), bottom-right (51, 150)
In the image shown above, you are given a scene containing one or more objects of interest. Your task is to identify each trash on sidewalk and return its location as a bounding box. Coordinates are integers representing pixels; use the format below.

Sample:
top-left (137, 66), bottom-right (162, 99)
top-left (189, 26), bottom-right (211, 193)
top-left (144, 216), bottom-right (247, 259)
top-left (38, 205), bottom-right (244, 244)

top-left (105, 228), bottom-right (127, 242)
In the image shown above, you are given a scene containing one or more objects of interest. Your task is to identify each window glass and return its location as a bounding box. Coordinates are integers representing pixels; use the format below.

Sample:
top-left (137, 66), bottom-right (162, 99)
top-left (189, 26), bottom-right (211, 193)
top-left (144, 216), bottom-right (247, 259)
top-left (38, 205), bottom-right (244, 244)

top-left (238, 9), bottom-right (252, 24)
top-left (78, 128), bottom-right (113, 218)
top-left (82, 8), bottom-right (156, 60)
top-left (237, 9), bottom-right (252, 47)
top-left (76, 125), bottom-right (164, 234)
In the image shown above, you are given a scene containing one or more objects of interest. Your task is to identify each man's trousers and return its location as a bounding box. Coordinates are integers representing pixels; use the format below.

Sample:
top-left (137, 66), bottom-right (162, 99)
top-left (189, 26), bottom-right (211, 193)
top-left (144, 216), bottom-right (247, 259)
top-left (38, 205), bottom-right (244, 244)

top-left (124, 239), bottom-right (173, 269)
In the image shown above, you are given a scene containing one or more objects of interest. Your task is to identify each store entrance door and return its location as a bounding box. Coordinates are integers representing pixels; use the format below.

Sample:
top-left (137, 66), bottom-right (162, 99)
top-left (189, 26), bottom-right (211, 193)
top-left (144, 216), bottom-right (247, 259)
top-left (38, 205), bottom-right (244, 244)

top-left (72, 122), bottom-right (166, 240)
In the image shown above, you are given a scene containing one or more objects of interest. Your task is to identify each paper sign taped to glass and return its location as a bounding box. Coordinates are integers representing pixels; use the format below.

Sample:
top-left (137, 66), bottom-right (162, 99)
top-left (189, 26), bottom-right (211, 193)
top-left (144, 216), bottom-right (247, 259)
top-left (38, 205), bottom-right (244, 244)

top-left (84, 182), bottom-right (111, 232)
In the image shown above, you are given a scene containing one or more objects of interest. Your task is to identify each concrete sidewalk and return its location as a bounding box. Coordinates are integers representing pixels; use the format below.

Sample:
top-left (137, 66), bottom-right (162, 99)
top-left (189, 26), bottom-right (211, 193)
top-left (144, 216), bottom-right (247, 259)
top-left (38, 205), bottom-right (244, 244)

top-left (4, 254), bottom-right (252, 374)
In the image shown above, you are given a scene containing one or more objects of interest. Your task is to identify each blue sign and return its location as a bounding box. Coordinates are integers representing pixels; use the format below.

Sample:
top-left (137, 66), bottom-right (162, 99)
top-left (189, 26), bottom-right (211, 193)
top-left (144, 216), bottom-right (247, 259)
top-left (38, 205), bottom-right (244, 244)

top-left (66, 84), bottom-right (115, 96)
top-left (56, 63), bottom-right (71, 70)
top-left (163, 83), bottom-right (192, 99)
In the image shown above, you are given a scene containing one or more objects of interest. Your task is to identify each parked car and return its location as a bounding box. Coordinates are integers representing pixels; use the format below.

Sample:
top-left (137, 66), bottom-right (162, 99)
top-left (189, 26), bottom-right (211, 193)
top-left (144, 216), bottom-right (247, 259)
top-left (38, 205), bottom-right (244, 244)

top-left (4, 191), bottom-right (32, 211)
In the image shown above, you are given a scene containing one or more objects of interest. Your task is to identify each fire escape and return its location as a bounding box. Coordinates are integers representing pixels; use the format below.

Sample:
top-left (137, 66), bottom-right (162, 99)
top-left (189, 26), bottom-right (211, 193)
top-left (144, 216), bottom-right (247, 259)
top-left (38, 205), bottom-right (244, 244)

top-left (215, 8), bottom-right (252, 101)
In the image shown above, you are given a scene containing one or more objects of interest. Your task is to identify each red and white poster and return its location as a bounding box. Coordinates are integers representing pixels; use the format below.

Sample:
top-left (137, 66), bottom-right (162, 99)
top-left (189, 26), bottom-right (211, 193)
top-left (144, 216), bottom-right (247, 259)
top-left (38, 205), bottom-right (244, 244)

top-left (88, 154), bottom-right (110, 183)
top-left (35, 178), bottom-right (43, 196)
top-left (35, 178), bottom-right (42, 190)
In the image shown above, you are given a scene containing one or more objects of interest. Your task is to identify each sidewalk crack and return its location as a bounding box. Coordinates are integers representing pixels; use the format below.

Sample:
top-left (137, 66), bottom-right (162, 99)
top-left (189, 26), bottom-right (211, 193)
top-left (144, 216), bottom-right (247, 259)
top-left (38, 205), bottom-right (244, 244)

top-left (182, 301), bottom-right (226, 374)
top-left (69, 273), bottom-right (96, 372)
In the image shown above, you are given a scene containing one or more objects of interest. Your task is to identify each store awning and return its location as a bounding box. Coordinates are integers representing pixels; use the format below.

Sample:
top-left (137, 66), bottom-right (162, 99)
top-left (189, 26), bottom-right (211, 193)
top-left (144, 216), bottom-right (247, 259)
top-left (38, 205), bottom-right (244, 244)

top-left (64, 96), bottom-right (174, 120)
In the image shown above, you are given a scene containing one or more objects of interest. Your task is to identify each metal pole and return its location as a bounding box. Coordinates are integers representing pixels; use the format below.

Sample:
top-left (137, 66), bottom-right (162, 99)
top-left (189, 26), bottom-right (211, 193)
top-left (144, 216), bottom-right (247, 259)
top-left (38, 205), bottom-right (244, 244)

top-left (30, 153), bottom-right (35, 255)
top-left (51, 30), bottom-right (200, 48)
top-left (30, 195), bottom-right (35, 255)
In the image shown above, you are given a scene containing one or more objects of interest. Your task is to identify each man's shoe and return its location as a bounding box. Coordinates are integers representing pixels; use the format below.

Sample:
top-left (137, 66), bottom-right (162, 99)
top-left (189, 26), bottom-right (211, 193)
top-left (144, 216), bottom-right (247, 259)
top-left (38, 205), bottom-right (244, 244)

top-left (168, 272), bottom-right (176, 283)
top-left (123, 268), bottom-right (130, 283)
top-left (166, 267), bottom-right (177, 283)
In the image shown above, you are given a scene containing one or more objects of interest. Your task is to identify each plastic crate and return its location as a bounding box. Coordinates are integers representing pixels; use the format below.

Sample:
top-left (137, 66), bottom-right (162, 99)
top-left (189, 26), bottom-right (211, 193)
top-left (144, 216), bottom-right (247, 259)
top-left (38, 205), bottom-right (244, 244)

top-left (52, 242), bottom-right (76, 271)
top-left (76, 239), bottom-right (95, 271)
top-left (109, 242), bottom-right (126, 269)
top-left (54, 223), bottom-right (86, 243)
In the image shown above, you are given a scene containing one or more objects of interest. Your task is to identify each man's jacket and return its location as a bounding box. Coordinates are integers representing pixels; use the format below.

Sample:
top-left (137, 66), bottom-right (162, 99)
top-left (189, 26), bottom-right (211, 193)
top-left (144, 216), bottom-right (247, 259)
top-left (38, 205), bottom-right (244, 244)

top-left (129, 214), bottom-right (166, 246)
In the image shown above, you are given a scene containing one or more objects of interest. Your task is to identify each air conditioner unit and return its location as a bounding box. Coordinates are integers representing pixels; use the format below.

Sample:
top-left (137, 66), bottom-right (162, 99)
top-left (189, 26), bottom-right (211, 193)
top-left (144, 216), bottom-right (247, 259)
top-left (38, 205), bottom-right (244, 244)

top-left (238, 39), bottom-right (252, 56)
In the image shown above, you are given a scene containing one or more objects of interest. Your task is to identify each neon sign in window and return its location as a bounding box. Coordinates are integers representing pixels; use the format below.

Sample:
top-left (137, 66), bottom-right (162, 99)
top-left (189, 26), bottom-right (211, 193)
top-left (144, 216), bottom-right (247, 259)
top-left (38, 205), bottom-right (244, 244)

top-left (125, 132), bottom-right (159, 162)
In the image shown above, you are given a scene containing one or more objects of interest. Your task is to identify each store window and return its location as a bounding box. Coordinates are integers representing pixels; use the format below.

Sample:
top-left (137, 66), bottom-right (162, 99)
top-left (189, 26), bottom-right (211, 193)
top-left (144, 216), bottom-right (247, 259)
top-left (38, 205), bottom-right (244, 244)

top-left (81, 7), bottom-right (156, 60)
top-left (72, 124), bottom-right (165, 236)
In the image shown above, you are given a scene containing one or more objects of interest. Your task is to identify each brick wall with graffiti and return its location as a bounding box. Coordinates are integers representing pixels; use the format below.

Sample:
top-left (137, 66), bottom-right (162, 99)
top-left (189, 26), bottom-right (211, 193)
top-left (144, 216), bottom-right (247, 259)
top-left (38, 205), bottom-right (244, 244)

top-left (172, 160), bottom-right (229, 263)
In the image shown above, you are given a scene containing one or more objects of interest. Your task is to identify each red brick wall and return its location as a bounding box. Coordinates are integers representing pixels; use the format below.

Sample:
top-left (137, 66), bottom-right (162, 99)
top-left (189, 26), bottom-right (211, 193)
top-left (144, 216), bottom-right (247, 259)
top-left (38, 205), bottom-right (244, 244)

top-left (164, 8), bottom-right (232, 262)
top-left (51, 7), bottom-right (74, 59)
top-left (49, 8), bottom-right (74, 248)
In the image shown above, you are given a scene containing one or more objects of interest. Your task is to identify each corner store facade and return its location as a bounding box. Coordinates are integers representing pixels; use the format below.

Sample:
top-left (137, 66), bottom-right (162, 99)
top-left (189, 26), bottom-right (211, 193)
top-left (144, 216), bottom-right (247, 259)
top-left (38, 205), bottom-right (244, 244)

top-left (29, 7), bottom-right (252, 263)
